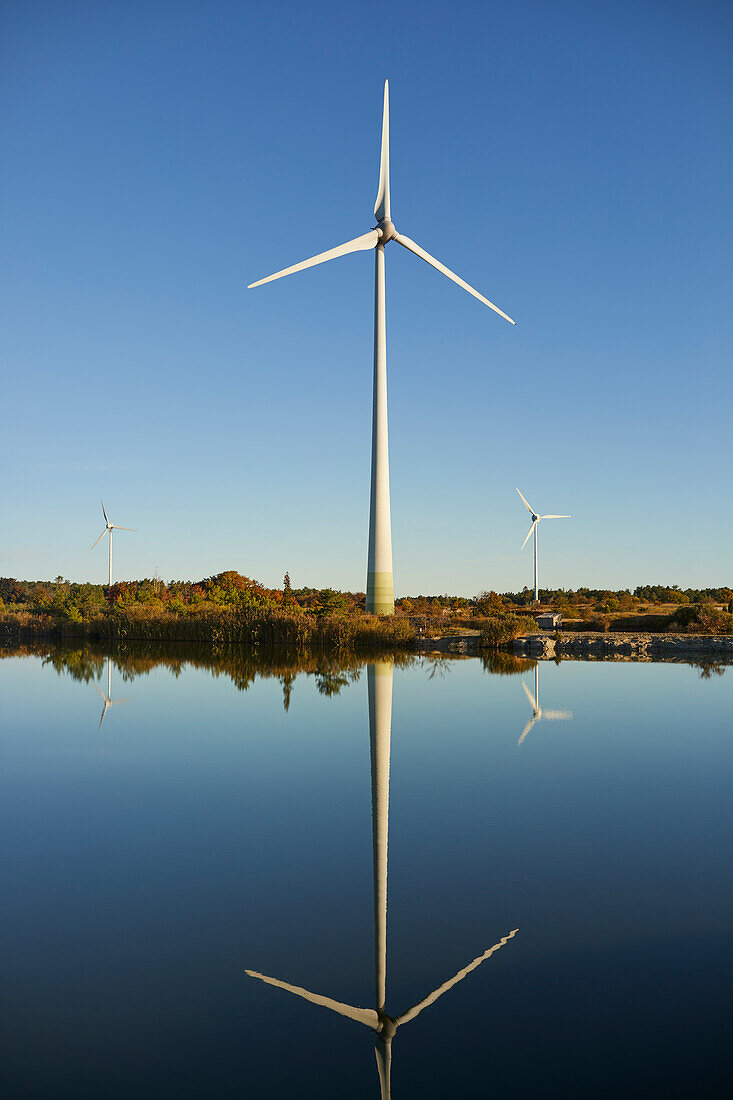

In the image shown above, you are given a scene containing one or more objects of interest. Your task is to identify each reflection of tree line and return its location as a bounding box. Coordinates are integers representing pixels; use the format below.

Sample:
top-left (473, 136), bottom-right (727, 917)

top-left (0, 641), bottom-right (414, 710)
top-left (689, 659), bottom-right (727, 679)
top-left (1, 641), bottom-right (548, 710)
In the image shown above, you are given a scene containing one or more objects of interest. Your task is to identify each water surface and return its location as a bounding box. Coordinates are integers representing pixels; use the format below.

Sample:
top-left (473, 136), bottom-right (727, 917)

top-left (1, 644), bottom-right (731, 1097)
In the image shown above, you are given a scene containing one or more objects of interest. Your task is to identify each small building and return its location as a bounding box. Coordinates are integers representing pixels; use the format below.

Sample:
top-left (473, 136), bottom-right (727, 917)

top-left (537, 613), bottom-right (562, 631)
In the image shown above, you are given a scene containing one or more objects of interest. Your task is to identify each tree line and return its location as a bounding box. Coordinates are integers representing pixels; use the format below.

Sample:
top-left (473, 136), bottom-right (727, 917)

top-left (1, 573), bottom-right (731, 624)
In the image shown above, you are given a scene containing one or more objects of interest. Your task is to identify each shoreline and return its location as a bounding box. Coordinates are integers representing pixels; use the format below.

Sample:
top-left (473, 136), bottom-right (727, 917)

top-left (513, 631), bottom-right (733, 661)
top-left (3, 623), bottom-right (732, 666)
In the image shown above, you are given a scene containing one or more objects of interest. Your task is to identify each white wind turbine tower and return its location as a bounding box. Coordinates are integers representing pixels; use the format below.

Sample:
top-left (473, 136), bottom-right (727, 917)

top-left (247, 661), bottom-right (518, 1098)
top-left (518, 663), bottom-right (572, 746)
top-left (90, 499), bottom-right (136, 586)
top-left (248, 81), bottom-right (516, 614)
top-left (516, 488), bottom-right (570, 604)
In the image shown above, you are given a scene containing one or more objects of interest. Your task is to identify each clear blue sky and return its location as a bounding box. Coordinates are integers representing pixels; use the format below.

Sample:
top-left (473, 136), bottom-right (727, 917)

top-left (2, 0), bottom-right (731, 595)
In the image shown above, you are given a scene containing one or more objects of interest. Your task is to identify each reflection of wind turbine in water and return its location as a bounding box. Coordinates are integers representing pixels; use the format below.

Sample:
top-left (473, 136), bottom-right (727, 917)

top-left (246, 661), bottom-right (518, 1097)
top-left (518, 663), bottom-right (572, 746)
top-left (93, 657), bottom-right (127, 730)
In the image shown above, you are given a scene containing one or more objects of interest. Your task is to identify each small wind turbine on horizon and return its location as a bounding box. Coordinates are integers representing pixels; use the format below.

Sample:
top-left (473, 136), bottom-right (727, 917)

top-left (90, 499), bottom-right (135, 586)
top-left (248, 81), bottom-right (516, 614)
top-left (516, 488), bottom-right (570, 603)
top-left (518, 664), bottom-right (572, 746)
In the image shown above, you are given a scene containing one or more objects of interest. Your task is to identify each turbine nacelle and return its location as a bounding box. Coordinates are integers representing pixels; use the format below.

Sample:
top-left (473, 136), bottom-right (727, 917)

top-left (376, 218), bottom-right (397, 243)
top-left (376, 1013), bottom-right (397, 1039)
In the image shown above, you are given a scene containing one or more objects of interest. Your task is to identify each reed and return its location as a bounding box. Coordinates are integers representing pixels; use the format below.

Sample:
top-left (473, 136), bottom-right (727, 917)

top-left (0, 606), bottom-right (417, 652)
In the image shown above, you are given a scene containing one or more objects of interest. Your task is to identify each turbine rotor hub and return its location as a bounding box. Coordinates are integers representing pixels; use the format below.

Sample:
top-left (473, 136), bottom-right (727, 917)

top-left (376, 1012), bottom-right (397, 1039)
top-left (377, 217), bottom-right (396, 243)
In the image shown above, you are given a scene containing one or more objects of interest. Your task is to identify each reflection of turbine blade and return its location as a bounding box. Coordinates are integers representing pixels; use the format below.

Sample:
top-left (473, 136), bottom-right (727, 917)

top-left (98, 702), bottom-right (109, 730)
top-left (394, 928), bottom-right (519, 1026)
top-left (94, 683), bottom-right (106, 702)
top-left (244, 970), bottom-right (378, 1029)
top-left (375, 1036), bottom-right (391, 1100)
top-left (521, 681), bottom-right (537, 709)
top-left (542, 709), bottom-right (573, 721)
top-left (517, 716), bottom-right (538, 746)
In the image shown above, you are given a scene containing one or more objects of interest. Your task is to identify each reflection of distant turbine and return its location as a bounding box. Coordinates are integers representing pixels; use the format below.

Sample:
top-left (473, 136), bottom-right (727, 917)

top-left (247, 661), bottom-right (518, 1098)
top-left (90, 498), bottom-right (136, 586)
top-left (93, 657), bottom-right (127, 730)
top-left (518, 663), bottom-right (572, 746)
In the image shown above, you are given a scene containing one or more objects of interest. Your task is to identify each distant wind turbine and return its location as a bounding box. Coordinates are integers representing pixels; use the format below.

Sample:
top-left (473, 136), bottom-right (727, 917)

top-left (516, 489), bottom-right (570, 603)
top-left (93, 657), bottom-right (127, 730)
top-left (248, 81), bottom-right (516, 614)
top-left (518, 664), bottom-right (572, 746)
top-left (90, 499), bottom-right (135, 586)
top-left (247, 662), bottom-right (518, 1097)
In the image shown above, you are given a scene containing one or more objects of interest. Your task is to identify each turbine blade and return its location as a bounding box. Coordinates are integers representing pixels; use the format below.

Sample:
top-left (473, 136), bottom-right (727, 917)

top-left (394, 929), bottom-right (519, 1026)
top-left (516, 488), bottom-right (534, 515)
top-left (244, 970), bottom-right (378, 1029)
top-left (248, 230), bottom-right (380, 289)
top-left (90, 529), bottom-right (108, 550)
top-left (522, 681), bottom-right (537, 709)
top-left (374, 79), bottom-right (390, 221)
top-left (394, 234), bottom-right (515, 324)
top-left (543, 709), bottom-right (573, 721)
top-left (375, 1037), bottom-right (392, 1100)
top-left (517, 716), bottom-right (538, 746)
top-left (541, 515), bottom-right (571, 520)
top-left (112, 526), bottom-right (136, 532)
top-left (520, 522), bottom-right (536, 550)
top-left (100, 498), bottom-right (109, 524)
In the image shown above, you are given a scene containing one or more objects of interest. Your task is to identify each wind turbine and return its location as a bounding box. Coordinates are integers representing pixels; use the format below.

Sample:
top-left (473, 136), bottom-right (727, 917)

top-left (518, 663), bottom-right (572, 746)
top-left (246, 661), bottom-right (518, 1097)
top-left (248, 82), bottom-right (516, 615)
top-left (90, 499), bottom-right (135, 586)
top-left (516, 488), bottom-right (570, 603)
top-left (93, 656), bottom-right (127, 730)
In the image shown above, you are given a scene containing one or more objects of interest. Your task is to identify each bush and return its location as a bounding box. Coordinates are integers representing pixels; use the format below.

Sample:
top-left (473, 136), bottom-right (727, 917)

top-left (669, 605), bottom-right (733, 635)
top-left (480, 613), bottom-right (538, 646)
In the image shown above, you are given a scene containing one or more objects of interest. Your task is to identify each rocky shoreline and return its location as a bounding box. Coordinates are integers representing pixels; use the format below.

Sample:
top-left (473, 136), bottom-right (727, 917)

top-left (413, 629), bottom-right (733, 661)
top-left (513, 632), bottom-right (733, 661)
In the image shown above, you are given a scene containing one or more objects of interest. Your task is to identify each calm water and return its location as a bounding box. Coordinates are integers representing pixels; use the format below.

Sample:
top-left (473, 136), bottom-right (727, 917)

top-left (1, 643), bottom-right (732, 1098)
